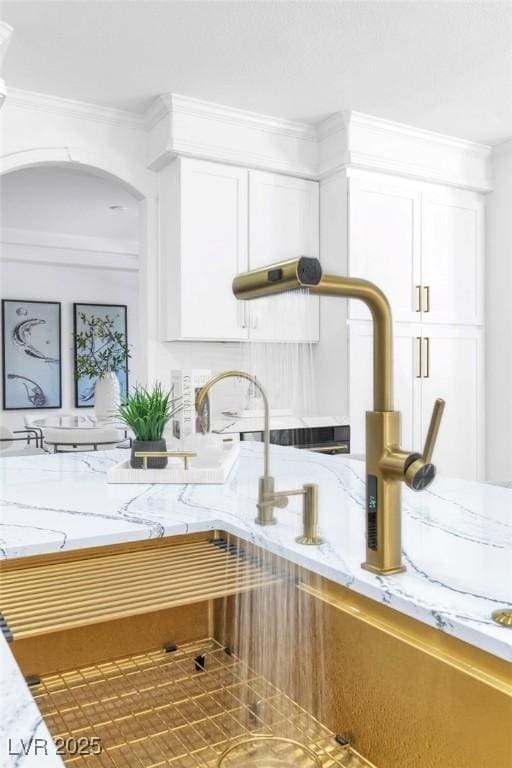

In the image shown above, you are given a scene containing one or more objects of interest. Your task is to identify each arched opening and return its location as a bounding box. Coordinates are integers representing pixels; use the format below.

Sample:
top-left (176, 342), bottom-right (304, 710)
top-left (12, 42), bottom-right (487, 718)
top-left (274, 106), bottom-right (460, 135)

top-left (0, 162), bottom-right (145, 427)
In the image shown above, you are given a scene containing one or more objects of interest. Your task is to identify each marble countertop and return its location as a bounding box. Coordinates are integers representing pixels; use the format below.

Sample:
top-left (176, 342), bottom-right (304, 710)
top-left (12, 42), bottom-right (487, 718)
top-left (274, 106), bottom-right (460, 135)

top-left (1, 638), bottom-right (60, 766)
top-left (1, 443), bottom-right (511, 766)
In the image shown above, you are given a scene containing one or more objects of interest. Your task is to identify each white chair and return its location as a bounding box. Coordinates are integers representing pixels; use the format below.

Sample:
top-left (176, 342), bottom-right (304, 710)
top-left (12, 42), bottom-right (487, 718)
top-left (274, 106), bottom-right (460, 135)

top-left (42, 426), bottom-right (127, 453)
top-left (0, 424), bottom-right (47, 457)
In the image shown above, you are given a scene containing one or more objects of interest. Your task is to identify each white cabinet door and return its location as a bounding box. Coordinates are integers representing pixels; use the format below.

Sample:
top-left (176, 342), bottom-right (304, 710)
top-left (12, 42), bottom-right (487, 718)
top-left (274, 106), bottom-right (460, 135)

top-left (248, 171), bottom-right (320, 342)
top-left (421, 188), bottom-right (484, 325)
top-left (348, 177), bottom-right (421, 323)
top-left (348, 322), bottom-right (422, 455)
top-left (172, 158), bottom-right (249, 341)
top-left (419, 326), bottom-right (483, 480)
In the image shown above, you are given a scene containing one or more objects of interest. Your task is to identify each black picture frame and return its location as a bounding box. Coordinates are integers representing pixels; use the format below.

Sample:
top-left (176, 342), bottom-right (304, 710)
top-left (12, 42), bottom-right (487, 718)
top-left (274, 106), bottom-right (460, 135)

top-left (2, 299), bottom-right (62, 410)
top-left (73, 303), bottom-right (129, 408)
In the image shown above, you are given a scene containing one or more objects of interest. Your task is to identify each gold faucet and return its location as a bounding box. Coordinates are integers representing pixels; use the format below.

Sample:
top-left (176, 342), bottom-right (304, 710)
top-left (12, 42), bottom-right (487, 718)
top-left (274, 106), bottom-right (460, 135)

top-left (195, 370), bottom-right (320, 535)
top-left (232, 257), bottom-right (445, 574)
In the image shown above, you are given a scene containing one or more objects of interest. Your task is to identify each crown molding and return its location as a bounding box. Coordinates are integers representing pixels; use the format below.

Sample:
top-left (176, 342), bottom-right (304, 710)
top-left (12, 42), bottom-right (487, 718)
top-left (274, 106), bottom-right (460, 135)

top-left (349, 111), bottom-right (492, 156)
top-left (1, 226), bottom-right (138, 255)
top-left (166, 137), bottom-right (320, 177)
top-left (0, 227), bottom-right (138, 272)
top-left (316, 111), bottom-right (348, 141)
top-left (346, 150), bottom-right (490, 191)
top-left (145, 92), bottom-right (319, 177)
top-left (317, 110), bottom-right (493, 191)
top-left (145, 92), bottom-right (317, 142)
top-left (3, 88), bottom-right (494, 190)
top-left (144, 95), bottom-right (168, 132)
top-left (7, 88), bottom-right (143, 130)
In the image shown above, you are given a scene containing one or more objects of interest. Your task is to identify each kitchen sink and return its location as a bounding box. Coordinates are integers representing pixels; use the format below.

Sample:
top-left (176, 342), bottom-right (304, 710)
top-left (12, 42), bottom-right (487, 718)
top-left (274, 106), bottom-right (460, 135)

top-left (1, 532), bottom-right (509, 767)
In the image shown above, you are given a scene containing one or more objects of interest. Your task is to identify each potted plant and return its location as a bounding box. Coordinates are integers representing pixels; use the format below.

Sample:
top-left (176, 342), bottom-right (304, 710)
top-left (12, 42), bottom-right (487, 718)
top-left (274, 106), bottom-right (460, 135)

top-left (118, 383), bottom-right (181, 469)
top-left (74, 313), bottom-right (130, 421)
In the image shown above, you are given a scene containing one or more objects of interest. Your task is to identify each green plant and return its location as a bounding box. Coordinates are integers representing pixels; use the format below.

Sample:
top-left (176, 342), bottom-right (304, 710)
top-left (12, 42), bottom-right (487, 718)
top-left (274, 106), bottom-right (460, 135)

top-left (117, 383), bottom-right (181, 441)
top-left (74, 313), bottom-right (130, 380)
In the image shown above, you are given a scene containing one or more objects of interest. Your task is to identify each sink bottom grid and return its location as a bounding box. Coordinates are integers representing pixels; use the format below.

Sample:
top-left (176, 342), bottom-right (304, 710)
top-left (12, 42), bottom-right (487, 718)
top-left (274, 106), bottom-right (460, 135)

top-left (30, 638), bottom-right (374, 767)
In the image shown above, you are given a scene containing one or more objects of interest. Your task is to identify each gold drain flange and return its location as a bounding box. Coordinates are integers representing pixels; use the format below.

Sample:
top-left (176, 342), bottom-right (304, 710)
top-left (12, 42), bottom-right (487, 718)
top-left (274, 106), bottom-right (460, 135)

top-left (216, 735), bottom-right (322, 767)
top-left (491, 608), bottom-right (512, 627)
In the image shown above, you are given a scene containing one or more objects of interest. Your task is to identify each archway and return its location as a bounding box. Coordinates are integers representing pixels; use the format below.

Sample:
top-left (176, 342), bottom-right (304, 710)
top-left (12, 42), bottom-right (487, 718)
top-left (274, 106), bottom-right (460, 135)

top-left (0, 154), bottom-right (154, 423)
top-left (0, 148), bottom-right (149, 201)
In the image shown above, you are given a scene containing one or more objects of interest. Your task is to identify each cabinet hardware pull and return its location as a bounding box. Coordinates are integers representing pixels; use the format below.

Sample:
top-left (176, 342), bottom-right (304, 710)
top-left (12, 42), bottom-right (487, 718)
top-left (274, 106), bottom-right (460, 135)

top-left (237, 303), bottom-right (248, 329)
top-left (423, 337), bottom-right (430, 378)
top-left (424, 285), bottom-right (431, 313)
top-left (415, 285), bottom-right (422, 312)
top-left (416, 337), bottom-right (422, 378)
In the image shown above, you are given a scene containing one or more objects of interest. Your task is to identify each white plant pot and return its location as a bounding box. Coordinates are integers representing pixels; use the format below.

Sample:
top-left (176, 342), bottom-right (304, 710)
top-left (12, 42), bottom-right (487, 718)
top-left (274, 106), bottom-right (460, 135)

top-left (94, 372), bottom-right (121, 423)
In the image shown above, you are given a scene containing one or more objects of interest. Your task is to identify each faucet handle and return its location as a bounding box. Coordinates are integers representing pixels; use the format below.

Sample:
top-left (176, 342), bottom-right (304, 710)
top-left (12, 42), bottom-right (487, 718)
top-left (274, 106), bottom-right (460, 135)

top-left (404, 398), bottom-right (445, 491)
top-left (422, 398), bottom-right (445, 464)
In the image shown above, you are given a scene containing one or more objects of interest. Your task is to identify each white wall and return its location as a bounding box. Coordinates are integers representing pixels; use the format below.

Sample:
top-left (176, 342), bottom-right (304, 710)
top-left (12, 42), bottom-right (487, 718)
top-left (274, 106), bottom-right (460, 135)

top-left (148, 337), bottom-right (331, 421)
top-left (486, 139), bottom-right (512, 481)
top-left (0, 231), bottom-right (139, 428)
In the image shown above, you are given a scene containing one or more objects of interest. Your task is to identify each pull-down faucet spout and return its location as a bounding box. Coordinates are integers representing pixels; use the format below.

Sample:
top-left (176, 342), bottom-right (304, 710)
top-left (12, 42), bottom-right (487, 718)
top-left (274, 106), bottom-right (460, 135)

top-left (232, 257), bottom-right (445, 574)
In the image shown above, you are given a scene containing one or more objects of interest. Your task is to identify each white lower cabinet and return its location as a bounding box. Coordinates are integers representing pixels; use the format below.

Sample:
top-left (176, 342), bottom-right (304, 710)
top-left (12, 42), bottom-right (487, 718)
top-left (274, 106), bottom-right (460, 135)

top-left (348, 323), bottom-right (422, 456)
top-left (419, 325), bottom-right (484, 481)
top-left (349, 322), bottom-right (484, 480)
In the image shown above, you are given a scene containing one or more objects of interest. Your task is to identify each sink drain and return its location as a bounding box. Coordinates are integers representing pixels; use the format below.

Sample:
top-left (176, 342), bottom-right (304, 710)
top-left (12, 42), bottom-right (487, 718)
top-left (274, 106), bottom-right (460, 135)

top-left (216, 735), bottom-right (322, 768)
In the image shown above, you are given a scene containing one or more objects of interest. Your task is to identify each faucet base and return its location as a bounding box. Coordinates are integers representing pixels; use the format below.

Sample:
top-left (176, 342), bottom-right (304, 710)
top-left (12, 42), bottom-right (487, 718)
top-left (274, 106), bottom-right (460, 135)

top-left (255, 517), bottom-right (278, 526)
top-left (361, 561), bottom-right (406, 576)
top-left (364, 410), bottom-right (407, 574)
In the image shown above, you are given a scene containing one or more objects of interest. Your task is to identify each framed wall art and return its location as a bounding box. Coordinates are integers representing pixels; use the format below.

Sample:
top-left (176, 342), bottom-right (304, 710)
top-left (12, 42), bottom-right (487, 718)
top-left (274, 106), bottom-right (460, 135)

top-left (2, 299), bottom-right (62, 410)
top-left (73, 303), bottom-right (129, 408)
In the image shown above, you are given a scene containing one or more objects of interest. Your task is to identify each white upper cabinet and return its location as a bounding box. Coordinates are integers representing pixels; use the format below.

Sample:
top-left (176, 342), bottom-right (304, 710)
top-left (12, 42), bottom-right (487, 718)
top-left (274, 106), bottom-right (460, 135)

top-left (160, 158), bottom-right (249, 341)
top-left (421, 188), bottom-right (484, 325)
top-left (248, 171), bottom-right (320, 342)
top-left (159, 160), bottom-right (320, 343)
top-left (348, 177), bottom-right (421, 323)
top-left (348, 174), bottom-right (484, 327)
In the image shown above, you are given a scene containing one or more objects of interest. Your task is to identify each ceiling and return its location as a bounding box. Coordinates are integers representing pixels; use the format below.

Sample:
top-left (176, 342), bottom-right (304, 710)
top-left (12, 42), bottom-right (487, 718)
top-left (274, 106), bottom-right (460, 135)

top-left (0, 166), bottom-right (139, 240)
top-left (1, 1), bottom-right (511, 145)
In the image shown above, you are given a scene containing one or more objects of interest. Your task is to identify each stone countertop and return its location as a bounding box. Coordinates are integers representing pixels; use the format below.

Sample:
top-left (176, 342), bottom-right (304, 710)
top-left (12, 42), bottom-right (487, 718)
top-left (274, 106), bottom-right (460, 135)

top-left (1, 443), bottom-right (511, 765)
top-left (1, 637), bottom-right (60, 766)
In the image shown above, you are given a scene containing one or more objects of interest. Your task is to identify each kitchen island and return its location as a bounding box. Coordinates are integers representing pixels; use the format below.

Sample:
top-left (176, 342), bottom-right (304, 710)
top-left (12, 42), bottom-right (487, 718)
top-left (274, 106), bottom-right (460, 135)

top-left (1, 442), bottom-right (511, 766)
